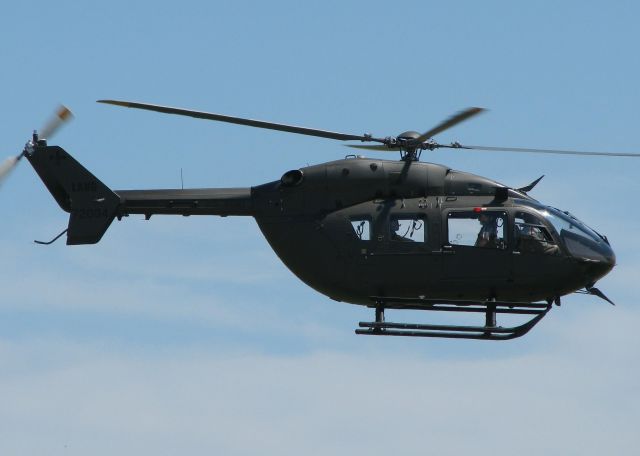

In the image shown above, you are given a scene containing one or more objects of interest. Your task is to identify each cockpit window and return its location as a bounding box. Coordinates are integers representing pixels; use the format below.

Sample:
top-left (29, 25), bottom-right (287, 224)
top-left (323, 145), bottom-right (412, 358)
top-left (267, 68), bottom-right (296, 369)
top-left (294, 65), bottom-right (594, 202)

top-left (448, 211), bottom-right (507, 249)
top-left (542, 208), bottom-right (602, 242)
top-left (390, 215), bottom-right (426, 242)
top-left (514, 211), bottom-right (559, 255)
top-left (540, 207), bottom-right (605, 260)
top-left (512, 199), bottom-right (610, 261)
top-left (350, 219), bottom-right (371, 241)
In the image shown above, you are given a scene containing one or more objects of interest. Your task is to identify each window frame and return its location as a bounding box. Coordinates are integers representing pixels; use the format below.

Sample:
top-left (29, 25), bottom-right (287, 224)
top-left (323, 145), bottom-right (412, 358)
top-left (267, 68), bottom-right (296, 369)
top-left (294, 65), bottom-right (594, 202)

top-left (514, 210), bottom-right (559, 252)
top-left (446, 209), bottom-right (509, 250)
top-left (349, 216), bottom-right (372, 242)
top-left (389, 213), bottom-right (427, 244)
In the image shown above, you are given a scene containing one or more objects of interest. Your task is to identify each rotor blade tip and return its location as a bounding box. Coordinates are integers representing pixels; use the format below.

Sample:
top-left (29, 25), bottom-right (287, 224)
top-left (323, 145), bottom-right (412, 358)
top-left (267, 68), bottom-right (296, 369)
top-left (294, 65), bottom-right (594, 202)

top-left (97, 99), bottom-right (129, 108)
top-left (57, 105), bottom-right (74, 120)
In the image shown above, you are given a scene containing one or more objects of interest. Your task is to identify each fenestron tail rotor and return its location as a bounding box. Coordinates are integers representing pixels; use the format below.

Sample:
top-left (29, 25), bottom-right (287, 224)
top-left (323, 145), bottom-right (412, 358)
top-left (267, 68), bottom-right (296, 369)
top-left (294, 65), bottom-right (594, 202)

top-left (0, 105), bottom-right (74, 188)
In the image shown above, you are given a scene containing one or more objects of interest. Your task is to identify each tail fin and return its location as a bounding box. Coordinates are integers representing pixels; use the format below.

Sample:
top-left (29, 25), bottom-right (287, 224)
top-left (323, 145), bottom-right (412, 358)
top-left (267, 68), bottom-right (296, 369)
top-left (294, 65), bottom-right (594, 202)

top-left (25, 142), bottom-right (120, 245)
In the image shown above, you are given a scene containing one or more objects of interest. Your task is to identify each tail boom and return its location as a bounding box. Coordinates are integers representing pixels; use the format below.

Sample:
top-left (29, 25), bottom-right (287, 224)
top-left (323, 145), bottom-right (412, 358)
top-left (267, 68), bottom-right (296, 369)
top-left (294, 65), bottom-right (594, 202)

top-left (26, 142), bottom-right (254, 245)
top-left (115, 188), bottom-right (253, 218)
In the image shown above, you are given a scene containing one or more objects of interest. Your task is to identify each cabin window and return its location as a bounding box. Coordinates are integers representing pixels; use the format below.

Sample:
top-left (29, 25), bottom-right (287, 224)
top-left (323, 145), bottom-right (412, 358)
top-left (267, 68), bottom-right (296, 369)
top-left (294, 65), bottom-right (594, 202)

top-left (448, 211), bottom-right (507, 249)
top-left (514, 211), bottom-right (559, 255)
top-left (350, 219), bottom-right (371, 241)
top-left (390, 215), bottom-right (426, 243)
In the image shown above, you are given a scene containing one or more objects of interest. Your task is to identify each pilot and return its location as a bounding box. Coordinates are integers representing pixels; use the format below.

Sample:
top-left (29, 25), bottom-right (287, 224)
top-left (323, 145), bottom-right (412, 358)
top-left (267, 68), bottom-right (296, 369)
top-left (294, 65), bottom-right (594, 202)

top-left (475, 213), bottom-right (498, 248)
top-left (517, 215), bottom-right (560, 255)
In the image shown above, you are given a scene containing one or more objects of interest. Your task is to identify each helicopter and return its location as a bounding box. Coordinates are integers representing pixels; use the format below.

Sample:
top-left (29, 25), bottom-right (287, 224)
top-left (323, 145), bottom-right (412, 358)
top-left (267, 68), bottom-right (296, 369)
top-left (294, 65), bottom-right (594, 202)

top-left (3, 101), bottom-right (636, 341)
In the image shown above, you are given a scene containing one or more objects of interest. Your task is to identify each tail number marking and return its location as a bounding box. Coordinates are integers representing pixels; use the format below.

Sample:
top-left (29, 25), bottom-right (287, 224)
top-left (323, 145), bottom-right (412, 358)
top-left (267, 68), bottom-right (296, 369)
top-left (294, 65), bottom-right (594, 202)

top-left (73, 208), bottom-right (109, 219)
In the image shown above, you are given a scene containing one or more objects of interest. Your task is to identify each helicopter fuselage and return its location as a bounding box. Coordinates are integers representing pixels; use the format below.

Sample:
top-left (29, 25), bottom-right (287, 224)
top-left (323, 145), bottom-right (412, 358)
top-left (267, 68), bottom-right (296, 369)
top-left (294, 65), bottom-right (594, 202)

top-left (252, 157), bottom-right (615, 305)
top-left (23, 136), bottom-right (618, 339)
top-left (25, 141), bottom-right (615, 309)
top-left (113, 155), bottom-right (616, 306)
top-left (18, 101), bottom-right (627, 339)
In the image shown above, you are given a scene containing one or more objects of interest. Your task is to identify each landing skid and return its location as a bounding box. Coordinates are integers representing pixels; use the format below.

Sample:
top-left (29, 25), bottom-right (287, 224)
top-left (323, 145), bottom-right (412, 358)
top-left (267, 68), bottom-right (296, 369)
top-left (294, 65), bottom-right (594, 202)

top-left (356, 297), bottom-right (552, 340)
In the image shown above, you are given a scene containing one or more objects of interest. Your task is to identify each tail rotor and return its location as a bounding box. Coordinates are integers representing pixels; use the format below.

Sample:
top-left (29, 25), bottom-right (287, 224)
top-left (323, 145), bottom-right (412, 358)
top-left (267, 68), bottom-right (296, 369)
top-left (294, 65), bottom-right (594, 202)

top-left (0, 156), bottom-right (21, 187)
top-left (0, 105), bottom-right (73, 188)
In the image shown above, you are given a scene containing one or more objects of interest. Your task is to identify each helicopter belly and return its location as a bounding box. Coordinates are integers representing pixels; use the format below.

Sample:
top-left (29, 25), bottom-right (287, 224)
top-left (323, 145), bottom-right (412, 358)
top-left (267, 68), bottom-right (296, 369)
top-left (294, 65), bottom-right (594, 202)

top-left (255, 215), bottom-right (442, 304)
top-left (255, 217), bottom-right (356, 301)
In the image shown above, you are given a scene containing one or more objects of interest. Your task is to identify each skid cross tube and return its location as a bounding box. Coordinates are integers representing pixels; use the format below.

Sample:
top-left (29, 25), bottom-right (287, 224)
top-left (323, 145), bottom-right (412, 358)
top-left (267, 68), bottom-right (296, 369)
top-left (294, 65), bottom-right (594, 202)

top-left (356, 298), bottom-right (552, 340)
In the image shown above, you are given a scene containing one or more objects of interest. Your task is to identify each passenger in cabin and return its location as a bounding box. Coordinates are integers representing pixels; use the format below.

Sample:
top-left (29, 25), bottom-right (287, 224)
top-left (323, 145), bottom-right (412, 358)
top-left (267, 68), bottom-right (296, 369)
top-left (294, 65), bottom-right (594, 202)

top-left (475, 213), bottom-right (498, 248)
top-left (390, 219), bottom-right (413, 242)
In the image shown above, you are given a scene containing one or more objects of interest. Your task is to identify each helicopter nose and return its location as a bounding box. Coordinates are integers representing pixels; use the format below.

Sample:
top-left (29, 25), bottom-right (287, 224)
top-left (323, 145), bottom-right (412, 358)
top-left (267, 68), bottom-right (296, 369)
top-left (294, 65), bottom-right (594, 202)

top-left (582, 243), bottom-right (616, 283)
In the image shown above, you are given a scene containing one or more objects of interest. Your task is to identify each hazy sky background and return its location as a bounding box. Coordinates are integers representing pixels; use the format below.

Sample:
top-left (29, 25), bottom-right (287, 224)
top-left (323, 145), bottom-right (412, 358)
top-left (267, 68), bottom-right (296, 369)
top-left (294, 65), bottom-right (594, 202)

top-left (1, 1), bottom-right (639, 454)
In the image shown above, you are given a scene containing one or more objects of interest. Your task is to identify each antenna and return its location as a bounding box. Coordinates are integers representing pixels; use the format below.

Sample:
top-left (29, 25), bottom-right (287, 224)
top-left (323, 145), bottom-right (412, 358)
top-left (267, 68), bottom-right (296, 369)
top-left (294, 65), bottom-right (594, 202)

top-left (180, 168), bottom-right (184, 190)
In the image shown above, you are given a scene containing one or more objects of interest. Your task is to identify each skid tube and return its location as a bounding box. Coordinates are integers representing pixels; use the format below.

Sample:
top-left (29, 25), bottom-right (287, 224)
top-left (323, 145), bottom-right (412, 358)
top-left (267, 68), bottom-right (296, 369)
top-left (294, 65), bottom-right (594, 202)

top-left (355, 297), bottom-right (552, 341)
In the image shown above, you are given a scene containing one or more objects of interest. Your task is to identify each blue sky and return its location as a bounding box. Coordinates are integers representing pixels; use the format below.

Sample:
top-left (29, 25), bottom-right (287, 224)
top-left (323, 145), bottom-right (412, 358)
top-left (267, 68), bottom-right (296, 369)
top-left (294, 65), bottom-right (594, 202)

top-left (1, 1), bottom-right (639, 454)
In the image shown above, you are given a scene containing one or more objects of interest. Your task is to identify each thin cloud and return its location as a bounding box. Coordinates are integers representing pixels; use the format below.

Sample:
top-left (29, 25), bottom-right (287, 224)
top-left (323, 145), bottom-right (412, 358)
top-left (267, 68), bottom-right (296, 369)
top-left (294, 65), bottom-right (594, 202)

top-left (1, 332), bottom-right (638, 456)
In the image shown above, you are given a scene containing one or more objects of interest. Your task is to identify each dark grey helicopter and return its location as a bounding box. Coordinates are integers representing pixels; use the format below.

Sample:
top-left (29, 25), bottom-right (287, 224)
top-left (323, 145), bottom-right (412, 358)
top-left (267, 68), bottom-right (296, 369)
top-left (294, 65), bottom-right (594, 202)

top-left (5, 102), bottom-right (634, 340)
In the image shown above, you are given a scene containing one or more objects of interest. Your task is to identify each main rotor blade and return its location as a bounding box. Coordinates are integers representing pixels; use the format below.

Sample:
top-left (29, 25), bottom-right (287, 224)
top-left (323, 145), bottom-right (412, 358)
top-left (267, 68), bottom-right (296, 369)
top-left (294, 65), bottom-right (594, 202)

top-left (346, 144), bottom-right (401, 152)
top-left (461, 144), bottom-right (640, 158)
top-left (98, 100), bottom-right (383, 143)
top-left (414, 107), bottom-right (485, 144)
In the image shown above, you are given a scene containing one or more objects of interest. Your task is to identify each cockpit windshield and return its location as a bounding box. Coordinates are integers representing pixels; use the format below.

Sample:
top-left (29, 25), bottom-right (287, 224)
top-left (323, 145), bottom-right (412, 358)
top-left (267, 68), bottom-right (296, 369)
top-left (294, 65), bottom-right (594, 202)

top-left (540, 207), bottom-right (603, 243)
top-left (514, 199), bottom-right (608, 261)
top-left (539, 207), bottom-right (606, 260)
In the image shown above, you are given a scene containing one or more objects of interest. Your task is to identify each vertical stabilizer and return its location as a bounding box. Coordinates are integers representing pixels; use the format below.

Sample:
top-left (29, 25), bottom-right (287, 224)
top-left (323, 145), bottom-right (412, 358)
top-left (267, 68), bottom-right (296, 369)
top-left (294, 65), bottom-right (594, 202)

top-left (25, 141), bottom-right (120, 245)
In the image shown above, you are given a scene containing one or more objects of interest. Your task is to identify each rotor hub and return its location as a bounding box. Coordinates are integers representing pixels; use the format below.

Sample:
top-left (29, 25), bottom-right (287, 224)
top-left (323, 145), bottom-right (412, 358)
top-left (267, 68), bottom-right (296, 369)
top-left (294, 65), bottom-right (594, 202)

top-left (395, 131), bottom-right (422, 161)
